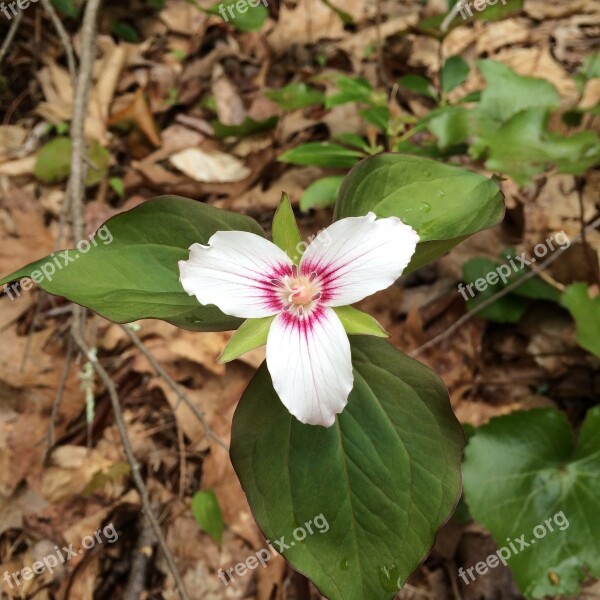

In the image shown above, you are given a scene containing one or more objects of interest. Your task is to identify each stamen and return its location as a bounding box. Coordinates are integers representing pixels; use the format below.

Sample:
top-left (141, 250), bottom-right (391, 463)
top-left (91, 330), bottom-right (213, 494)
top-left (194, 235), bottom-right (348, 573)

top-left (271, 278), bottom-right (285, 288)
top-left (283, 303), bottom-right (292, 311)
top-left (309, 271), bottom-right (317, 282)
top-left (298, 306), bottom-right (304, 316)
top-left (291, 264), bottom-right (298, 278)
top-left (312, 292), bottom-right (321, 301)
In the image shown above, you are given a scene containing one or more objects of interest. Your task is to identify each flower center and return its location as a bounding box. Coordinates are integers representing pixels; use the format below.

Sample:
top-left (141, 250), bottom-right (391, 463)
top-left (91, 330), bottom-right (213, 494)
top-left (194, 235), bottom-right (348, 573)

top-left (271, 267), bottom-right (322, 316)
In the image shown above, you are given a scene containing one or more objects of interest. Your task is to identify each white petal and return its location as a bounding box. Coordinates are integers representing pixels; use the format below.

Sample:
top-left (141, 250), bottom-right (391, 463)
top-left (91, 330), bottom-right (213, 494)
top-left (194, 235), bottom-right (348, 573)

top-left (300, 212), bottom-right (419, 306)
top-left (266, 307), bottom-right (353, 427)
top-left (179, 231), bottom-right (293, 319)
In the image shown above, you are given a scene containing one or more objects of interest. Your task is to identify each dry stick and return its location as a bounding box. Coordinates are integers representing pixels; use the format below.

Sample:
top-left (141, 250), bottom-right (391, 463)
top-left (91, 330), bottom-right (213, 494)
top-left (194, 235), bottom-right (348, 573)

top-left (0, 10), bottom-right (23, 67)
top-left (44, 333), bottom-right (75, 461)
top-left (440, 0), bottom-right (467, 32)
top-left (123, 512), bottom-right (158, 600)
top-left (68, 0), bottom-right (101, 339)
top-left (40, 0), bottom-right (77, 86)
top-left (121, 325), bottom-right (229, 451)
top-left (410, 214), bottom-right (600, 358)
top-left (71, 331), bottom-right (192, 600)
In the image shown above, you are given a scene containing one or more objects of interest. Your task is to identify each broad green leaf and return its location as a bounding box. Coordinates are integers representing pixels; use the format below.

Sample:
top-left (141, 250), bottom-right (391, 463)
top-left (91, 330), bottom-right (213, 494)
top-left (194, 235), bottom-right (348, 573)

top-left (580, 50), bottom-right (600, 80)
top-left (265, 83), bottom-right (325, 110)
top-left (475, 108), bottom-right (600, 184)
top-left (334, 154), bottom-right (505, 273)
top-left (279, 143), bottom-right (365, 169)
top-left (335, 133), bottom-right (372, 153)
top-left (212, 116), bottom-right (278, 139)
top-left (51, 0), bottom-right (81, 17)
top-left (333, 305), bottom-right (388, 337)
top-left (398, 74), bottom-right (437, 99)
top-left (300, 176), bottom-right (344, 211)
top-left (441, 55), bottom-right (470, 94)
top-left (0, 196), bottom-right (265, 331)
top-left (191, 489), bottom-right (225, 545)
top-left (326, 76), bottom-right (374, 108)
top-left (34, 137), bottom-right (110, 186)
top-left (360, 106), bottom-right (390, 132)
top-left (272, 193), bottom-right (303, 261)
top-left (219, 316), bottom-right (275, 363)
top-left (207, 0), bottom-right (269, 31)
top-left (463, 407), bottom-right (600, 598)
top-left (476, 60), bottom-right (559, 125)
top-left (427, 106), bottom-right (471, 149)
top-left (231, 336), bottom-right (463, 600)
top-left (560, 282), bottom-right (600, 359)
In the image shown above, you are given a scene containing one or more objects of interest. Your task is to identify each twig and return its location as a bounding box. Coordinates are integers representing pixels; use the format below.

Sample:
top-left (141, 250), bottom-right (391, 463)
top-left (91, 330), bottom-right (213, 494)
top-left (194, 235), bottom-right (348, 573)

top-left (71, 330), bottom-right (192, 600)
top-left (40, 0), bottom-right (77, 87)
top-left (121, 325), bottom-right (229, 451)
top-left (123, 512), bottom-right (158, 600)
top-left (44, 333), bottom-right (74, 462)
top-left (68, 0), bottom-right (102, 339)
top-left (410, 214), bottom-right (600, 357)
top-left (440, 0), bottom-right (466, 32)
top-left (0, 10), bottom-right (23, 68)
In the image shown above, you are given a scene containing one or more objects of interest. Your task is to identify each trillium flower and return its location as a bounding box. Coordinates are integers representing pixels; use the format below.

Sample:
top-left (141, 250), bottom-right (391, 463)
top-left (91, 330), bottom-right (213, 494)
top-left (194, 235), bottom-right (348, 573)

top-left (179, 213), bottom-right (419, 427)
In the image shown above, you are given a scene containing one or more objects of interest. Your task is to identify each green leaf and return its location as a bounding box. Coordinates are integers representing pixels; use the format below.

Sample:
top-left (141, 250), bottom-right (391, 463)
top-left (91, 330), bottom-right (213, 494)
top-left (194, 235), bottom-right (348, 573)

top-left (476, 60), bottom-right (559, 125)
top-left (300, 176), bottom-right (344, 211)
top-left (334, 154), bottom-right (505, 274)
top-left (110, 20), bottom-right (140, 42)
top-left (427, 106), bottom-right (471, 149)
top-left (207, 0), bottom-right (269, 31)
top-left (472, 0), bottom-right (523, 21)
top-left (333, 305), bottom-right (388, 337)
top-left (474, 108), bottom-right (600, 184)
top-left (320, 0), bottom-right (353, 24)
top-left (0, 196), bottom-right (265, 331)
top-left (463, 407), bottom-right (600, 598)
top-left (272, 193), bottom-right (303, 261)
top-left (360, 106), bottom-right (390, 132)
top-left (34, 137), bottom-right (110, 187)
top-left (326, 76), bottom-right (374, 108)
top-left (560, 282), bottom-right (600, 359)
top-left (441, 55), bottom-right (470, 94)
top-left (212, 116), bottom-right (278, 139)
top-left (265, 83), bottom-right (325, 111)
top-left (398, 75), bottom-right (437, 99)
top-left (34, 137), bottom-right (71, 183)
top-left (109, 176), bottom-right (125, 199)
top-left (51, 0), bottom-right (81, 18)
top-left (279, 143), bottom-right (365, 169)
top-left (219, 316), bottom-right (275, 363)
top-left (461, 256), bottom-right (559, 323)
top-left (230, 336), bottom-right (463, 600)
top-left (191, 489), bottom-right (225, 545)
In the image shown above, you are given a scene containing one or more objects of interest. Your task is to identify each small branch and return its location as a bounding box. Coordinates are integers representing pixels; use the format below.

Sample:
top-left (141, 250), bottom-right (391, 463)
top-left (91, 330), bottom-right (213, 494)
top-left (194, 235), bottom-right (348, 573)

top-left (44, 333), bottom-right (74, 462)
top-left (0, 11), bottom-right (23, 68)
top-left (121, 325), bottom-right (229, 451)
top-left (40, 0), bottom-right (77, 87)
top-left (440, 0), bottom-right (466, 32)
top-left (411, 214), bottom-right (600, 357)
top-left (68, 0), bottom-right (102, 339)
top-left (123, 513), bottom-right (158, 600)
top-left (71, 331), bottom-right (192, 600)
